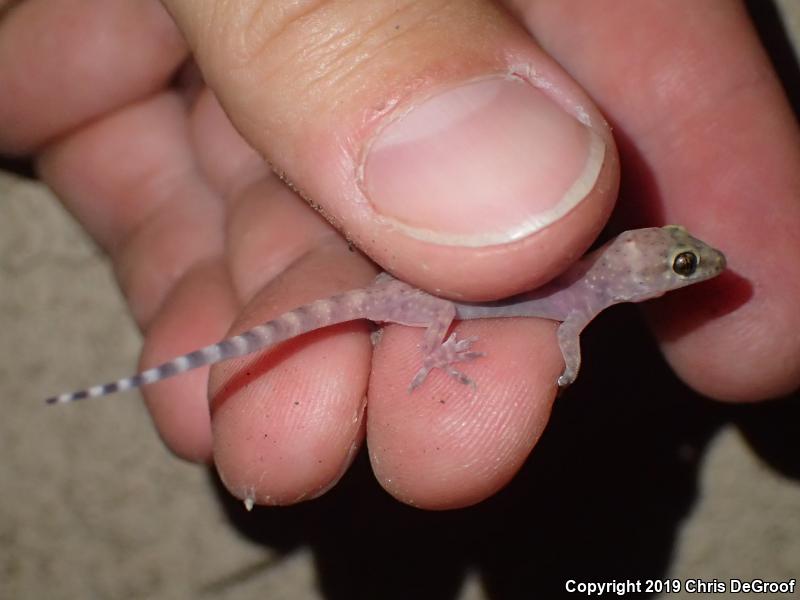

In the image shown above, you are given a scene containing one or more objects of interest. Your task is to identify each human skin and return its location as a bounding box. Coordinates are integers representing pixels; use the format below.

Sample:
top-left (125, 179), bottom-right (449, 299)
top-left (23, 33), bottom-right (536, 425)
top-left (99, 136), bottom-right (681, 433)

top-left (1, 0), bottom-right (799, 509)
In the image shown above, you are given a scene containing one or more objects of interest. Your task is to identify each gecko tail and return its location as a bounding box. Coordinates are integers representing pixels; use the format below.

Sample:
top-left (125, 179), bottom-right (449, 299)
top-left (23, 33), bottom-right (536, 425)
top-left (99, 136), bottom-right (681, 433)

top-left (44, 329), bottom-right (263, 405)
top-left (45, 366), bottom-right (166, 404)
top-left (45, 293), bottom-right (364, 405)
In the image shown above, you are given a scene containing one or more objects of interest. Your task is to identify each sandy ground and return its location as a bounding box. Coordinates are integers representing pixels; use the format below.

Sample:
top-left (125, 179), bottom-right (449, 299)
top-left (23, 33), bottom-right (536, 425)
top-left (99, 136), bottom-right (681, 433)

top-left (2, 3), bottom-right (799, 599)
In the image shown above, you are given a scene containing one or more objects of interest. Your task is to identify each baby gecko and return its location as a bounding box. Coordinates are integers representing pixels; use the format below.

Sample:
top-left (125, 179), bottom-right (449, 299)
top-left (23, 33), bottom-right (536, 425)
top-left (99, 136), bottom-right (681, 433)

top-left (46, 226), bottom-right (725, 405)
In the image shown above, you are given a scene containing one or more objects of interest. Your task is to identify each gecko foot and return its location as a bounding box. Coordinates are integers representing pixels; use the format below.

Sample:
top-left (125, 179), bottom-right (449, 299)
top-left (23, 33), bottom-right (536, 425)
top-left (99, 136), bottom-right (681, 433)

top-left (408, 333), bottom-right (484, 392)
top-left (557, 371), bottom-right (576, 389)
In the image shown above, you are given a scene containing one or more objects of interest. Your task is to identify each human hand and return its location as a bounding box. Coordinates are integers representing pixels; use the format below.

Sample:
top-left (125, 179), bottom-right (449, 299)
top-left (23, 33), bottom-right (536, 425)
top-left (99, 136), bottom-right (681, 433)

top-left (2, 0), bottom-right (798, 509)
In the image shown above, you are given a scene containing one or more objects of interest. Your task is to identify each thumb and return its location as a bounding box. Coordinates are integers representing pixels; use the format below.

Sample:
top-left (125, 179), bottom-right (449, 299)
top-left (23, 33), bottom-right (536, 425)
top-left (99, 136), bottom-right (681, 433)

top-left (162, 0), bottom-right (618, 298)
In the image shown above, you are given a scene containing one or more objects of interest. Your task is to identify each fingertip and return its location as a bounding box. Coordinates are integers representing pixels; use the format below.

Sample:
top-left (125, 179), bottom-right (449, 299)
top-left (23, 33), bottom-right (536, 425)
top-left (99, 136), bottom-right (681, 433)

top-left (139, 262), bottom-right (238, 464)
top-left (367, 319), bottom-right (559, 509)
top-left (208, 324), bottom-right (371, 505)
top-left (204, 244), bottom-right (378, 505)
top-left (142, 369), bottom-right (214, 464)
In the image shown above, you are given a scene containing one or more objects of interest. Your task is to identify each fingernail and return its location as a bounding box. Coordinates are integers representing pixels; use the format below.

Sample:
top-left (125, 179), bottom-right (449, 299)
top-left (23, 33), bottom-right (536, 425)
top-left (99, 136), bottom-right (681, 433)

top-left (361, 76), bottom-right (605, 247)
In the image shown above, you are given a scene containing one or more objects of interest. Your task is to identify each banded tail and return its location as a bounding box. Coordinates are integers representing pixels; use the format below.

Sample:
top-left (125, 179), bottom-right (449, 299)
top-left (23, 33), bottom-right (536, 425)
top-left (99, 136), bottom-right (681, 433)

top-left (45, 293), bottom-right (369, 405)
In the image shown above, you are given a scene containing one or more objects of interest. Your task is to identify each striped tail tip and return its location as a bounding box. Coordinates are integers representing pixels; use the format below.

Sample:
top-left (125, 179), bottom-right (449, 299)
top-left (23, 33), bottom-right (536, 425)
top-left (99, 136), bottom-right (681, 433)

top-left (45, 390), bottom-right (90, 405)
top-left (44, 382), bottom-right (125, 405)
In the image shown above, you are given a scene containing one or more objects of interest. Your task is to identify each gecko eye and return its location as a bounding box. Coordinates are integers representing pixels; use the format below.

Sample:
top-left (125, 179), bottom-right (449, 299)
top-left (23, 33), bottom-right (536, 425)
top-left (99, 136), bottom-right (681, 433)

top-left (672, 251), bottom-right (698, 276)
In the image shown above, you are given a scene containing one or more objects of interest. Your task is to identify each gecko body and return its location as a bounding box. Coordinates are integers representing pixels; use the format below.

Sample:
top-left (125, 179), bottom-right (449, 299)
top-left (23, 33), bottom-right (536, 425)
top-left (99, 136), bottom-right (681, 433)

top-left (46, 226), bottom-right (725, 404)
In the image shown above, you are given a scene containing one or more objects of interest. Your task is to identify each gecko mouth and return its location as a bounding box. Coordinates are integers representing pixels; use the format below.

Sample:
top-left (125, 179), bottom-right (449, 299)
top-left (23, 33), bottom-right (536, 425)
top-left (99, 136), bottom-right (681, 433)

top-left (717, 252), bottom-right (727, 272)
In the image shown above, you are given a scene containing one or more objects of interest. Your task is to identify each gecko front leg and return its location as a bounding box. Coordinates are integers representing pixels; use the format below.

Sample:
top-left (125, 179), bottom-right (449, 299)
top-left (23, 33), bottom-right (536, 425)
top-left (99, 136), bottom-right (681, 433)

top-left (367, 275), bottom-right (483, 391)
top-left (555, 311), bottom-right (590, 388)
top-left (409, 324), bottom-right (484, 391)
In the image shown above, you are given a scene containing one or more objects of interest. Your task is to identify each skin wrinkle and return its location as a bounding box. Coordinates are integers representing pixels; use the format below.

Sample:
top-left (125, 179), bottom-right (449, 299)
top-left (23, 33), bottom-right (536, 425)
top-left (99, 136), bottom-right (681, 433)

top-left (242, 4), bottom-right (331, 78)
top-left (336, 0), bottom-right (464, 78)
top-left (243, 0), bottom-right (331, 61)
top-left (209, 0), bottom-right (349, 81)
top-left (243, 2), bottom-right (434, 108)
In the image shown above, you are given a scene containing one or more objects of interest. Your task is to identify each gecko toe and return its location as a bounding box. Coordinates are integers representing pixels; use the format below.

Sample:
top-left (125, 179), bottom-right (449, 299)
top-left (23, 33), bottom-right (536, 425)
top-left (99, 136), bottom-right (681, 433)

top-left (452, 336), bottom-right (479, 352)
top-left (409, 367), bottom-right (432, 392)
top-left (557, 372), bottom-right (575, 388)
top-left (445, 367), bottom-right (475, 388)
top-left (408, 331), bottom-right (485, 392)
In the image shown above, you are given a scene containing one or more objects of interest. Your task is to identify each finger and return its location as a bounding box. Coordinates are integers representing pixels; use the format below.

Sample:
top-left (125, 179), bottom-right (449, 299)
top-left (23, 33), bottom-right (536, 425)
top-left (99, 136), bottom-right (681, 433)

top-left (189, 89), bottom-right (268, 201)
top-left (38, 92), bottom-right (231, 461)
top-left (207, 220), bottom-right (378, 506)
top-left (161, 0), bottom-right (619, 299)
top-left (0, 0), bottom-right (186, 153)
top-left (514, 0), bottom-right (800, 400)
top-left (37, 93), bottom-right (225, 326)
top-left (185, 93), bottom-right (380, 503)
top-left (368, 318), bottom-right (560, 509)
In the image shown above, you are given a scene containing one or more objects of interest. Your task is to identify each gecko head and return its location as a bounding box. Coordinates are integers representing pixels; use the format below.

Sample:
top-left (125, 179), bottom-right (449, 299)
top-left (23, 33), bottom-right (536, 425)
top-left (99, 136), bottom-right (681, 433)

top-left (661, 225), bottom-right (727, 285)
top-left (605, 225), bottom-right (726, 302)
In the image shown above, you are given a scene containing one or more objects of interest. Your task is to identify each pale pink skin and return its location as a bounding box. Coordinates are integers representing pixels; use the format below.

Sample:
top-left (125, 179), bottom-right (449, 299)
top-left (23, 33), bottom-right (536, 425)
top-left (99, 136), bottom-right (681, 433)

top-left (7, 1), bottom-right (800, 510)
top-left (48, 225), bottom-right (725, 401)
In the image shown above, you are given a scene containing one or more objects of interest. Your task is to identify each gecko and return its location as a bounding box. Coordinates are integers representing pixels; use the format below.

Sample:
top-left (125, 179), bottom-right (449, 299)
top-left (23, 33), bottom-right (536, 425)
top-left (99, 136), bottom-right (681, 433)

top-left (45, 226), bottom-right (726, 405)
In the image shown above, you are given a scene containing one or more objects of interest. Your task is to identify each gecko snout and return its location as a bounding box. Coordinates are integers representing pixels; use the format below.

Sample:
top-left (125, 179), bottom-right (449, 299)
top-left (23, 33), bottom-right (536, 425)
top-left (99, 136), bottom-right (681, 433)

top-left (710, 249), bottom-right (727, 273)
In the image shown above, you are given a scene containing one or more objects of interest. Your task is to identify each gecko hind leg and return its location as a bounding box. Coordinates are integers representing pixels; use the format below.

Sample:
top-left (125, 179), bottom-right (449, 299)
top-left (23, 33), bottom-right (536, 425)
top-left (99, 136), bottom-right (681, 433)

top-left (409, 332), bottom-right (485, 391)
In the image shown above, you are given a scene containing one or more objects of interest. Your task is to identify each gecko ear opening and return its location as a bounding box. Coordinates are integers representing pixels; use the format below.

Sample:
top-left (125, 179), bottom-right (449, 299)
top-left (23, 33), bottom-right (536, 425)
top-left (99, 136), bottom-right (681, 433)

top-left (672, 251), bottom-right (699, 277)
